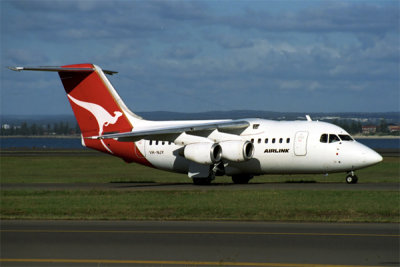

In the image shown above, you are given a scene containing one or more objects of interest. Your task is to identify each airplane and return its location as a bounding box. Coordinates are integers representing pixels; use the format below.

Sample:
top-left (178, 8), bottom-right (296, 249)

top-left (9, 63), bottom-right (383, 185)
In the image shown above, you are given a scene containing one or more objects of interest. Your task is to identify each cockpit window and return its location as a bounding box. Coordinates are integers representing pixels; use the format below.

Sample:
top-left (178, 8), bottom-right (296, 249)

top-left (320, 134), bottom-right (328, 143)
top-left (329, 134), bottom-right (340, 143)
top-left (339, 134), bottom-right (354, 141)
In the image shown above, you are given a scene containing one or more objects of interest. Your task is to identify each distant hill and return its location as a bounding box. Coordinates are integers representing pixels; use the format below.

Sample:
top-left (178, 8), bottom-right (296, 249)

top-left (137, 111), bottom-right (399, 123)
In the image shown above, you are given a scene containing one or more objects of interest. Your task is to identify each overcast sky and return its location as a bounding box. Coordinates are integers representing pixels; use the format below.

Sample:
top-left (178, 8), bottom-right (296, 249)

top-left (1, 0), bottom-right (399, 116)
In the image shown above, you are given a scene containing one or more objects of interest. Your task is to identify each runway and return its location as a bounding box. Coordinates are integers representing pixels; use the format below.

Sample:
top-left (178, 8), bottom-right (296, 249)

top-left (1, 221), bottom-right (399, 266)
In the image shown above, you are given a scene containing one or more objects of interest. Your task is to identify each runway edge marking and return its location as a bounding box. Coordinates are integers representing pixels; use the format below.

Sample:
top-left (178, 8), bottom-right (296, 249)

top-left (1, 229), bottom-right (399, 237)
top-left (0, 258), bottom-right (385, 267)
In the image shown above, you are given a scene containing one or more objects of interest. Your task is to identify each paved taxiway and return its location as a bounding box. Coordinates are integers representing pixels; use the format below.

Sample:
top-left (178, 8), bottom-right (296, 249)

top-left (1, 221), bottom-right (399, 266)
top-left (2, 182), bottom-right (399, 191)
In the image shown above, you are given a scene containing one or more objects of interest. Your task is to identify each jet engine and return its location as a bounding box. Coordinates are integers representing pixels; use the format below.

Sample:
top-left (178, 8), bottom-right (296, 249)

top-left (219, 140), bottom-right (254, 162)
top-left (184, 143), bottom-right (222, 165)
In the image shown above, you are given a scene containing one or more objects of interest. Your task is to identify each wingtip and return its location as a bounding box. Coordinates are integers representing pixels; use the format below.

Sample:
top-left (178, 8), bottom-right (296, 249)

top-left (85, 135), bottom-right (103, 140)
top-left (8, 66), bottom-right (23, 71)
top-left (103, 70), bottom-right (118, 75)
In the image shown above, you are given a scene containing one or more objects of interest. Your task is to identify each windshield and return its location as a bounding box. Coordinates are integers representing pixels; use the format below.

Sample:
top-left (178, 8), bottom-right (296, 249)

top-left (339, 134), bottom-right (354, 141)
top-left (329, 134), bottom-right (340, 143)
top-left (320, 134), bottom-right (328, 143)
top-left (320, 133), bottom-right (354, 143)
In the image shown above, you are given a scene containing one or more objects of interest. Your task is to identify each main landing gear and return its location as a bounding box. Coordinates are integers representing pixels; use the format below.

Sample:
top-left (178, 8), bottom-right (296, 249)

top-left (346, 171), bottom-right (358, 184)
top-left (192, 177), bottom-right (213, 185)
top-left (192, 171), bottom-right (215, 185)
top-left (231, 175), bottom-right (254, 184)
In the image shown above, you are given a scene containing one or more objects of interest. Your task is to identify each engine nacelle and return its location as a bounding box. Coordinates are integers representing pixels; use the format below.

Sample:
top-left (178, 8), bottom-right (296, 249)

top-left (184, 143), bottom-right (222, 165)
top-left (219, 140), bottom-right (254, 162)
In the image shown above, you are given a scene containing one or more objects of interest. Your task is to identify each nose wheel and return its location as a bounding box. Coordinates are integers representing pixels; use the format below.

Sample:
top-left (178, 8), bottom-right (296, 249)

top-left (346, 172), bottom-right (358, 184)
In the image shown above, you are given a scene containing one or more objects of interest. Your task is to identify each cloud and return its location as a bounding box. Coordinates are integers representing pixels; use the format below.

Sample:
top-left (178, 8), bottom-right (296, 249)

top-left (3, 49), bottom-right (49, 65)
top-left (165, 46), bottom-right (202, 60)
top-left (278, 80), bottom-right (321, 92)
top-left (151, 0), bottom-right (210, 21)
top-left (4, 0), bottom-right (209, 41)
top-left (1, 0), bottom-right (398, 114)
top-left (217, 2), bottom-right (398, 36)
top-left (208, 34), bottom-right (254, 49)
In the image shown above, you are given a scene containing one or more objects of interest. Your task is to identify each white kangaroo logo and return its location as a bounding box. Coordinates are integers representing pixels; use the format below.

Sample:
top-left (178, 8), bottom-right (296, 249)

top-left (68, 94), bottom-right (123, 153)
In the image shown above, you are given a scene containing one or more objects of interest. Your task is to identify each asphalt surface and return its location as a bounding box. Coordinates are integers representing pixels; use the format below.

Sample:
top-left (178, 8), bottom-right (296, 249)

top-left (1, 221), bottom-right (399, 267)
top-left (1, 182), bottom-right (399, 191)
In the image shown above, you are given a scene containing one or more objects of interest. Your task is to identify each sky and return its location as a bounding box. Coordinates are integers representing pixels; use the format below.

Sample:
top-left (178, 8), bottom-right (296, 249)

top-left (1, 0), bottom-right (399, 116)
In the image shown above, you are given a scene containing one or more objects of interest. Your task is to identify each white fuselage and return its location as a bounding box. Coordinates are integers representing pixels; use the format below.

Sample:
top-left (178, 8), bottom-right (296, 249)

top-left (133, 118), bottom-right (382, 177)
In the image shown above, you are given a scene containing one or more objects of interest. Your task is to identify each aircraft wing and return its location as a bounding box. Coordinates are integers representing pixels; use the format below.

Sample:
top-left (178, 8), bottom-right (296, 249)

top-left (87, 120), bottom-right (250, 142)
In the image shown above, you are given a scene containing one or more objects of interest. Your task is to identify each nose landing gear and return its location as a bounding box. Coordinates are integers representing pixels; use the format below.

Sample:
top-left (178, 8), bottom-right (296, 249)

top-left (346, 171), bottom-right (358, 184)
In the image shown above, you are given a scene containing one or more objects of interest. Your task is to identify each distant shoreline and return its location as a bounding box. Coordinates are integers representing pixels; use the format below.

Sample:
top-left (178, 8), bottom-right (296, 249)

top-left (0, 135), bottom-right (80, 139)
top-left (354, 135), bottom-right (400, 139)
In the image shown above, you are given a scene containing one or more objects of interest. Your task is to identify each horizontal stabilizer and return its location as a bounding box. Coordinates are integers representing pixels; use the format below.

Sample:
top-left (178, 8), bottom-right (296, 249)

top-left (8, 66), bottom-right (118, 75)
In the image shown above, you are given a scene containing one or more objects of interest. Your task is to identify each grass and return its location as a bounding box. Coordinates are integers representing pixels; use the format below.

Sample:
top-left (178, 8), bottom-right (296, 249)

top-left (0, 155), bottom-right (185, 184)
top-left (1, 154), bottom-right (399, 184)
top-left (0, 153), bottom-right (399, 222)
top-left (1, 190), bottom-right (398, 222)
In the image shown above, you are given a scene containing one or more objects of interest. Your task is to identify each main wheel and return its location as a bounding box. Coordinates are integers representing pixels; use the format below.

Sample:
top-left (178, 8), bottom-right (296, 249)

top-left (346, 175), bottom-right (358, 184)
top-left (232, 175), bottom-right (253, 184)
top-left (193, 178), bottom-right (212, 185)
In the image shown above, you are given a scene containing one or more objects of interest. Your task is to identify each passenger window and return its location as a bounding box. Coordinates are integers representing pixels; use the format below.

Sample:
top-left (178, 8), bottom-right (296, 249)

top-left (286, 138), bottom-right (290, 143)
top-left (272, 138), bottom-right (276, 144)
top-left (339, 135), bottom-right (354, 141)
top-left (149, 140), bottom-right (153, 145)
top-left (162, 141), bottom-right (165, 145)
top-left (251, 139), bottom-right (254, 143)
top-left (155, 141), bottom-right (159, 145)
top-left (329, 134), bottom-right (340, 143)
top-left (279, 138), bottom-right (283, 143)
top-left (258, 138), bottom-right (261, 144)
top-left (320, 134), bottom-right (328, 143)
top-left (265, 138), bottom-right (268, 144)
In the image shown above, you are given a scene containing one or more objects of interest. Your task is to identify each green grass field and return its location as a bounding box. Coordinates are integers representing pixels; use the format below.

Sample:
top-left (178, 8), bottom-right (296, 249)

top-left (1, 154), bottom-right (399, 184)
top-left (1, 190), bottom-right (398, 222)
top-left (0, 154), bottom-right (399, 222)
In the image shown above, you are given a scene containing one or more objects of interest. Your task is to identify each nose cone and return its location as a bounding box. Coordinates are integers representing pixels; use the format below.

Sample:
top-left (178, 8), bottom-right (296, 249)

top-left (344, 142), bottom-right (384, 170)
top-left (364, 149), bottom-right (383, 166)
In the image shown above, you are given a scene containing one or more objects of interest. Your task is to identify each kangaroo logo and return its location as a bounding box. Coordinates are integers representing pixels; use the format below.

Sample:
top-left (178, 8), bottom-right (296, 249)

top-left (68, 94), bottom-right (123, 153)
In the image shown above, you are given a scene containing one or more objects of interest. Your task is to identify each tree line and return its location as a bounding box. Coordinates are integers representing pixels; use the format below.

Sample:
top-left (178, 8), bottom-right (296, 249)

top-left (330, 119), bottom-right (362, 134)
top-left (0, 119), bottom-right (397, 136)
top-left (330, 119), bottom-right (397, 135)
top-left (0, 122), bottom-right (81, 136)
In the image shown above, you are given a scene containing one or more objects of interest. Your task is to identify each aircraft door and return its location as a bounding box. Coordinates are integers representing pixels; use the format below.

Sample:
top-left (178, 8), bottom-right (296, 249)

top-left (134, 139), bottom-right (146, 158)
top-left (294, 131), bottom-right (308, 156)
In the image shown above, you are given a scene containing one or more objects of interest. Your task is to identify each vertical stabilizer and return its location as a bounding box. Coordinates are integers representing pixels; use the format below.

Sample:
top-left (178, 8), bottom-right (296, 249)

top-left (9, 63), bottom-right (152, 166)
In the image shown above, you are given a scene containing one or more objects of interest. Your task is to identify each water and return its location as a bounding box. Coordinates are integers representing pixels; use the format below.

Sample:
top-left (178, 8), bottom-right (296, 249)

top-left (0, 137), bottom-right (83, 149)
top-left (356, 138), bottom-right (400, 149)
top-left (1, 137), bottom-right (399, 150)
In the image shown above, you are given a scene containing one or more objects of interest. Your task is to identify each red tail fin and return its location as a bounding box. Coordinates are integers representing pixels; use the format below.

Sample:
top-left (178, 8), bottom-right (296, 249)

top-left (56, 64), bottom-right (149, 166)
top-left (60, 65), bottom-right (128, 131)
top-left (58, 64), bottom-right (131, 154)
top-left (9, 63), bottom-right (151, 165)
